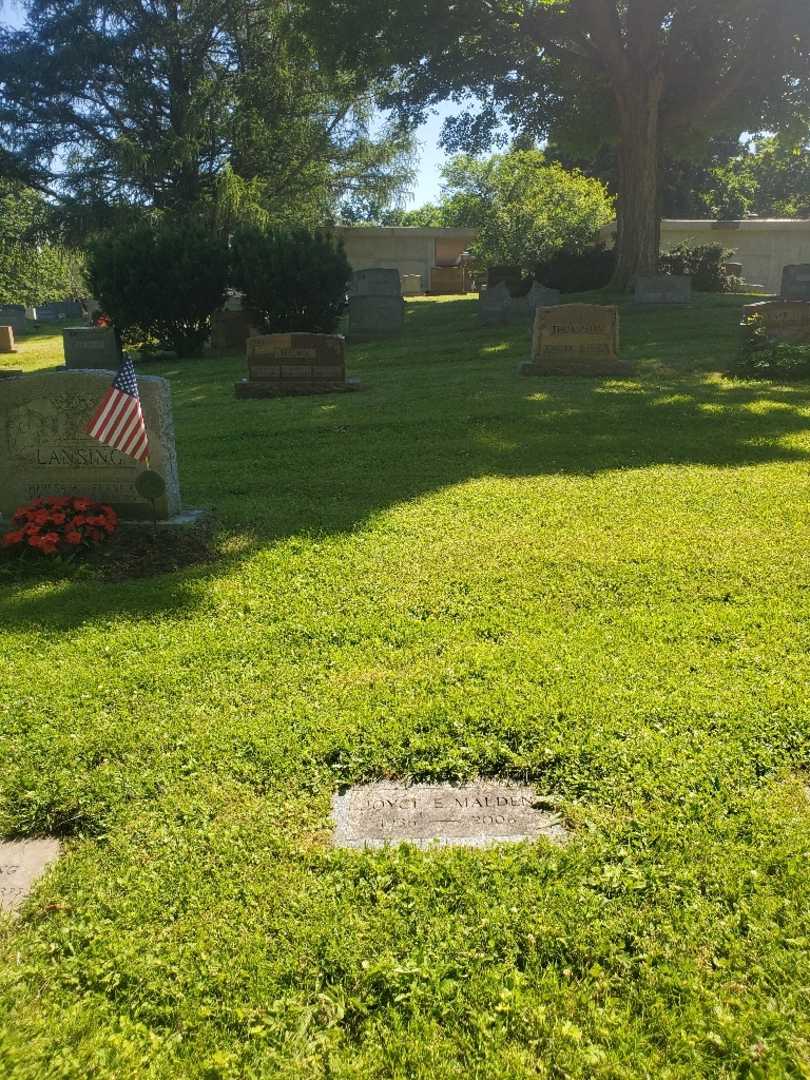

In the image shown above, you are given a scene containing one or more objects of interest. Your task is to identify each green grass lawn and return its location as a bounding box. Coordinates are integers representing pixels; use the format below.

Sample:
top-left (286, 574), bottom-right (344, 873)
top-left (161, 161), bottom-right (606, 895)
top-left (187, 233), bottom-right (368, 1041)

top-left (1, 295), bottom-right (809, 1079)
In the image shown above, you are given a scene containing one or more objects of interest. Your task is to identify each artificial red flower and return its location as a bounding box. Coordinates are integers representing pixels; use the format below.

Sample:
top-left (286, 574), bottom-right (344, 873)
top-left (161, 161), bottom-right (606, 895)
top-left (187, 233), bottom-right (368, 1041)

top-left (65, 531), bottom-right (82, 545)
top-left (27, 534), bottom-right (43, 549)
top-left (73, 498), bottom-right (92, 511)
top-left (32, 509), bottom-right (50, 526)
top-left (51, 513), bottom-right (66, 525)
top-left (2, 530), bottom-right (24, 546)
top-left (25, 524), bottom-right (40, 536)
top-left (73, 514), bottom-right (87, 526)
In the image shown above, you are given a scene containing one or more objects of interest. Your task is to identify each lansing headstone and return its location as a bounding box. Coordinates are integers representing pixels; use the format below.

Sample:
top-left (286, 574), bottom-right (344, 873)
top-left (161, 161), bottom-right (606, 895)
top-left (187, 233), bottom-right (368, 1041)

top-left (0, 839), bottom-right (60, 914)
top-left (62, 326), bottom-right (120, 370)
top-left (634, 274), bottom-right (692, 304)
top-left (780, 265), bottom-right (810, 302)
top-left (236, 333), bottom-right (361, 398)
top-left (348, 294), bottom-right (404, 340)
top-left (350, 268), bottom-right (402, 297)
top-left (0, 370), bottom-right (181, 521)
top-left (521, 304), bottom-right (625, 376)
top-left (332, 781), bottom-right (569, 850)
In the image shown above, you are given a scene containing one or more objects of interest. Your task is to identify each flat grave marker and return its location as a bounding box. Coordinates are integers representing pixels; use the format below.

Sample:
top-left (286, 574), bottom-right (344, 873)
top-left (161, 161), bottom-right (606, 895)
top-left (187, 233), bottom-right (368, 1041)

top-left (0, 839), bottom-right (60, 915)
top-left (332, 780), bottom-right (570, 850)
top-left (522, 303), bottom-right (626, 376)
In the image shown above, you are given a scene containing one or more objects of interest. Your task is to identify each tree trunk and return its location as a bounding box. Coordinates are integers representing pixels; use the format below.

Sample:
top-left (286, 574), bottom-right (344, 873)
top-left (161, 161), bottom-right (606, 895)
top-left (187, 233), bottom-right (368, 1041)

top-left (610, 85), bottom-right (662, 292)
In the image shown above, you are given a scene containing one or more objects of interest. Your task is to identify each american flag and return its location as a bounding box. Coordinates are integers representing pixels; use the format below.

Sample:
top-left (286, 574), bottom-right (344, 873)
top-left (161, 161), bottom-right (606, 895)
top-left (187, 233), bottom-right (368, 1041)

top-left (85, 354), bottom-right (150, 463)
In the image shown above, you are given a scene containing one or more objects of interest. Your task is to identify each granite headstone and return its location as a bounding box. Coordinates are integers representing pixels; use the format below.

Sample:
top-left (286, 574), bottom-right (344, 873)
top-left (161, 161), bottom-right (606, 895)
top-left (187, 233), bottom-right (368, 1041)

top-left (236, 333), bottom-right (360, 397)
top-left (742, 300), bottom-right (810, 344)
top-left (478, 281), bottom-right (511, 326)
top-left (634, 274), bottom-right (692, 304)
top-left (351, 268), bottom-right (402, 297)
top-left (780, 265), bottom-right (810, 302)
top-left (0, 369), bottom-right (181, 521)
top-left (62, 326), bottom-right (120, 370)
top-left (348, 294), bottom-right (404, 340)
top-left (521, 304), bottom-right (625, 376)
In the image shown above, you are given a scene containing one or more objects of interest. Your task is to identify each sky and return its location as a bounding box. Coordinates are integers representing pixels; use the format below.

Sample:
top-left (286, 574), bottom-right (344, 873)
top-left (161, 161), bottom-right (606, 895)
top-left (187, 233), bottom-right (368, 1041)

top-left (0, 0), bottom-right (453, 210)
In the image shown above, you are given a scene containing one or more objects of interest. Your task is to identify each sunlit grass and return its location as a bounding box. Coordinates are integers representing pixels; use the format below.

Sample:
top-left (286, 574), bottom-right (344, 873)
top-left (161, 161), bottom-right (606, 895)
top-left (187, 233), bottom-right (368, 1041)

top-left (0, 294), bottom-right (808, 1078)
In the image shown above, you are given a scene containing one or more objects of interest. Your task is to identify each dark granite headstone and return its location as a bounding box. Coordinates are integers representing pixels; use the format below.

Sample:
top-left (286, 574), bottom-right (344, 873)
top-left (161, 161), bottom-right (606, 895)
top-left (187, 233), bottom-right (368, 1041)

top-left (236, 333), bottom-right (361, 397)
top-left (348, 294), bottom-right (404, 340)
top-left (780, 265), bottom-right (810, 302)
top-left (62, 327), bottom-right (120, 370)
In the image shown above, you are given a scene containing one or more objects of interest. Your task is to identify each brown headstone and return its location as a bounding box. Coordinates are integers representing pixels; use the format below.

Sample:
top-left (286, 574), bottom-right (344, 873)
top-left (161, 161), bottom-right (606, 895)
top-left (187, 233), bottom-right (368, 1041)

top-left (0, 325), bottom-right (17, 354)
top-left (236, 333), bottom-right (361, 398)
top-left (742, 300), bottom-right (810, 343)
top-left (522, 304), bottom-right (626, 376)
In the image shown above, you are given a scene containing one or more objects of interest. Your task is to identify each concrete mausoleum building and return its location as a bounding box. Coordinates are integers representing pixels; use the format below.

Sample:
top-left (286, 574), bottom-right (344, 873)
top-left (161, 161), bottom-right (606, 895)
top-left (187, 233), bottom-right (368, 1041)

top-left (601, 219), bottom-right (810, 295)
top-left (333, 226), bottom-right (478, 294)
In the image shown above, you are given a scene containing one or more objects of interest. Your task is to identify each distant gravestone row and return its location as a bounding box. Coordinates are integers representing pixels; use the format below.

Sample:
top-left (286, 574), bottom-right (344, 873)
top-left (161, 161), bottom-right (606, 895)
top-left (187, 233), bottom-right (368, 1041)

top-left (347, 268), bottom-right (404, 341)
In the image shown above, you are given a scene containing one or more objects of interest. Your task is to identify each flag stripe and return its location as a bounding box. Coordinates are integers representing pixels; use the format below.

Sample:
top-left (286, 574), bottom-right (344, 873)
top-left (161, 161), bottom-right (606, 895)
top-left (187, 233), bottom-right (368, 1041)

top-left (85, 354), bottom-right (150, 465)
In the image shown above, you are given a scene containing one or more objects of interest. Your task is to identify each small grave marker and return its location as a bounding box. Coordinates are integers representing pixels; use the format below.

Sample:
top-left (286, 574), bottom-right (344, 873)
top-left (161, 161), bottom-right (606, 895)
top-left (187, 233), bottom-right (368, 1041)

top-left (0, 326), bottom-right (17, 354)
top-left (780, 264), bottom-right (810, 302)
top-left (63, 326), bottom-right (120, 370)
top-left (332, 781), bottom-right (570, 849)
top-left (350, 268), bottom-right (402, 297)
top-left (521, 303), bottom-right (626, 376)
top-left (0, 839), bottom-right (60, 914)
top-left (347, 294), bottom-right (404, 340)
top-left (236, 332), bottom-right (362, 397)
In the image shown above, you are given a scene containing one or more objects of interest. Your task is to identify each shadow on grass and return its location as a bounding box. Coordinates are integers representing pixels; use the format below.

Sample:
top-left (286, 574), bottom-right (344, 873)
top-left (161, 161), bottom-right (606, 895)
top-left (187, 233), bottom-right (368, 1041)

top-left (1, 296), bottom-right (808, 629)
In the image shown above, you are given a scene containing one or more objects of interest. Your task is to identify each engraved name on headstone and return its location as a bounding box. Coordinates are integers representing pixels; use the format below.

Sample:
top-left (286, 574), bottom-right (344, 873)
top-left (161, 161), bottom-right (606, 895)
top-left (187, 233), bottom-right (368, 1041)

top-left (332, 781), bottom-right (569, 849)
top-left (634, 274), bottom-right (692, 304)
top-left (0, 839), bottom-right (60, 914)
top-left (0, 370), bottom-right (181, 521)
top-left (522, 303), bottom-right (625, 376)
top-left (237, 332), bottom-right (360, 397)
top-left (780, 264), bottom-right (810, 302)
top-left (742, 300), bottom-right (810, 344)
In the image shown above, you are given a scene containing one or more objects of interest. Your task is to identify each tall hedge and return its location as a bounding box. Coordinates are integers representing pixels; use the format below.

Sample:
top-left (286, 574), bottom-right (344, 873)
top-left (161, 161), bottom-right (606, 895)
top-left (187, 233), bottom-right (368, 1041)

top-left (230, 226), bottom-right (350, 334)
top-left (87, 215), bottom-right (228, 357)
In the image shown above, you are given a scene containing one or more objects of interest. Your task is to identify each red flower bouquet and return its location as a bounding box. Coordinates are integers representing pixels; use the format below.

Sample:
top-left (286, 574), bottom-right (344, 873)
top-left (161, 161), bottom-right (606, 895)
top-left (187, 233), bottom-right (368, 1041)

top-left (2, 497), bottom-right (118, 556)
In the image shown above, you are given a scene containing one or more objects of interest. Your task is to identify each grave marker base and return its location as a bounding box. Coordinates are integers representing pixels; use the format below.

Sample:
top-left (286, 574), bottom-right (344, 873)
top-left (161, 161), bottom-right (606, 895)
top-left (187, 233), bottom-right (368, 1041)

top-left (520, 359), bottom-right (630, 378)
top-left (235, 377), bottom-right (365, 399)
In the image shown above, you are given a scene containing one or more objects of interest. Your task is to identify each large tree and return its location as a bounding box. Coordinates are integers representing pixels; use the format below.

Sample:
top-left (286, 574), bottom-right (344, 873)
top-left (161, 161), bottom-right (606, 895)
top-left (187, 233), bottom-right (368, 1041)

top-left (0, 0), bottom-right (414, 228)
top-left (315, 0), bottom-right (810, 289)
